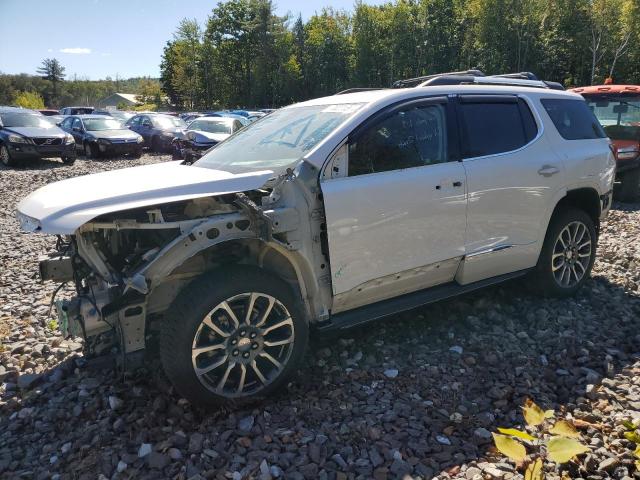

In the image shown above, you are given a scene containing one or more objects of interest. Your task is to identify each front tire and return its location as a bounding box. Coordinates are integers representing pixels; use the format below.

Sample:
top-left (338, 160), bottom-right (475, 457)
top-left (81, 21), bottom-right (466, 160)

top-left (618, 168), bottom-right (640, 202)
top-left (61, 155), bottom-right (76, 165)
top-left (0, 144), bottom-right (15, 167)
top-left (160, 266), bottom-right (308, 407)
top-left (532, 208), bottom-right (596, 297)
top-left (84, 142), bottom-right (98, 159)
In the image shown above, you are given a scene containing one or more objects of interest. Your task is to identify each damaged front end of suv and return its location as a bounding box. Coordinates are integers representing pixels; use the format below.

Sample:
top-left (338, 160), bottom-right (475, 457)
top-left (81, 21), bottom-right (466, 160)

top-left (15, 102), bottom-right (357, 404)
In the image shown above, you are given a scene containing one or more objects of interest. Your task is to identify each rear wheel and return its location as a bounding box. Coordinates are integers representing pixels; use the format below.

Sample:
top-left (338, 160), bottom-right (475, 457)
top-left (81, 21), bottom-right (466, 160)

top-left (531, 208), bottom-right (596, 297)
top-left (151, 136), bottom-right (162, 153)
top-left (84, 142), bottom-right (98, 159)
top-left (0, 144), bottom-right (15, 167)
top-left (160, 266), bottom-right (308, 407)
top-left (618, 168), bottom-right (640, 202)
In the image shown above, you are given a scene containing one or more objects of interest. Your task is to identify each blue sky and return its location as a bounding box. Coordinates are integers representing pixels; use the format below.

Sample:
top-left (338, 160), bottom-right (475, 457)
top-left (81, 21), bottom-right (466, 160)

top-left (0, 0), bottom-right (381, 80)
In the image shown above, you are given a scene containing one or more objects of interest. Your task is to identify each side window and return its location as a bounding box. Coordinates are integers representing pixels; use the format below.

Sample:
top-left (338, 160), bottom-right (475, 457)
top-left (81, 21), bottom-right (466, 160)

top-left (541, 98), bottom-right (606, 140)
top-left (141, 116), bottom-right (152, 127)
top-left (128, 116), bottom-right (141, 128)
top-left (348, 103), bottom-right (448, 176)
top-left (61, 117), bottom-right (73, 129)
top-left (72, 118), bottom-right (83, 130)
top-left (233, 120), bottom-right (243, 131)
top-left (458, 98), bottom-right (535, 158)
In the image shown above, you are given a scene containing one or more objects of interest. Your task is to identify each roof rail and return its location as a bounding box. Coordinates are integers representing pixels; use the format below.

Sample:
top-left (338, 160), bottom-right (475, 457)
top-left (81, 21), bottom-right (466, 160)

top-left (392, 70), bottom-right (485, 89)
top-left (335, 87), bottom-right (385, 95)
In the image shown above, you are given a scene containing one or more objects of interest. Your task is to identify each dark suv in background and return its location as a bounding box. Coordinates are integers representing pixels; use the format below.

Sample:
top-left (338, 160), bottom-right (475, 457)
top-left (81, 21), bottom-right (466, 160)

top-left (125, 113), bottom-right (186, 152)
top-left (0, 107), bottom-right (76, 167)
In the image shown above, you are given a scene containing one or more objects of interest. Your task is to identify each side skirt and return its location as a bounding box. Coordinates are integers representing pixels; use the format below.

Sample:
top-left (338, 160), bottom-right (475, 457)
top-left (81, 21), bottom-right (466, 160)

top-left (317, 268), bottom-right (531, 332)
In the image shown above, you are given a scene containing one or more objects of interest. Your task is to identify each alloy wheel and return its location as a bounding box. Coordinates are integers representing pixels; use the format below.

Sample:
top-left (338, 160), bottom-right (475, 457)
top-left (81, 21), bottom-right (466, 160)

top-left (191, 292), bottom-right (295, 398)
top-left (0, 146), bottom-right (9, 166)
top-left (551, 220), bottom-right (592, 288)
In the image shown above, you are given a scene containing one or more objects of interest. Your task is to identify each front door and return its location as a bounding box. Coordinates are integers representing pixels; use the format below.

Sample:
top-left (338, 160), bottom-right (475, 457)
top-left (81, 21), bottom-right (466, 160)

top-left (321, 97), bottom-right (468, 313)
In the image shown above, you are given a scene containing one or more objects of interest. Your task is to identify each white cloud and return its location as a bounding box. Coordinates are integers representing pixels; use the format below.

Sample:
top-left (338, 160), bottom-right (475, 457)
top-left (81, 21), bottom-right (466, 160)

top-left (101, 52), bottom-right (112, 57)
top-left (59, 48), bottom-right (91, 54)
top-left (47, 48), bottom-right (53, 53)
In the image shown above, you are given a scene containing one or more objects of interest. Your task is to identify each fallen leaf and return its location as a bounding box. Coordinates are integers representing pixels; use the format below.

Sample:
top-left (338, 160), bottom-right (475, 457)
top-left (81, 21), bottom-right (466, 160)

top-left (549, 420), bottom-right (581, 439)
top-left (523, 399), bottom-right (546, 427)
top-left (498, 427), bottom-right (536, 441)
top-left (546, 436), bottom-right (589, 463)
top-left (525, 458), bottom-right (543, 480)
top-left (493, 433), bottom-right (527, 463)
top-left (572, 418), bottom-right (604, 430)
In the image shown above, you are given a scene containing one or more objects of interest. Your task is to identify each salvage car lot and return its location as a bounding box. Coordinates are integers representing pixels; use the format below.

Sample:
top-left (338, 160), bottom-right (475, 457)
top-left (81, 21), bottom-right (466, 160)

top-left (1, 154), bottom-right (639, 479)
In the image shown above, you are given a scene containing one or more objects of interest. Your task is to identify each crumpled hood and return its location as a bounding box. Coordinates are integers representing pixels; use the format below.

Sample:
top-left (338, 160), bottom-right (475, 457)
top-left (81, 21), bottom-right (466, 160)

top-left (88, 129), bottom-right (140, 141)
top-left (16, 161), bottom-right (274, 234)
top-left (188, 130), bottom-right (229, 143)
top-left (5, 126), bottom-right (65, 138)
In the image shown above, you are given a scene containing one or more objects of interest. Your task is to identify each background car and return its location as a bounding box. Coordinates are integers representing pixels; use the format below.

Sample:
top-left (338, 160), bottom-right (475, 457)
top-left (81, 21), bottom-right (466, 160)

top-left (571, 84), bottom-right (640, 201)
top-left (38, 109), bottom-right (60, 117)
top-left (0, 106), bottom-right (75, 167)
top-left (172, 116), bottom-right (248, 161)
top-left (125, 113), bottom-right (186, 152)
top-left (93, 110), bottom-right (136, 124)
top-left (59, 114), bottom-right (143, 159)
top-left (59, 106), bottom-right (94, 115)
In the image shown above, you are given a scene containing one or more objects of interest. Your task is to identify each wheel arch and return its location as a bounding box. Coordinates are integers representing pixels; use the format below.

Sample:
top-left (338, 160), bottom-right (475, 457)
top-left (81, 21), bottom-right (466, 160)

top-left (146, 237), bottom-right (321, 323)
top-left (551, 187), bottom-right (601, 232)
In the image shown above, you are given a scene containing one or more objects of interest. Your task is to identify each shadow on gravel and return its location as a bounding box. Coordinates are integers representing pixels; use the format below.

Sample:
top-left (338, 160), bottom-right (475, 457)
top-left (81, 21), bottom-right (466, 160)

top-left (3, 273), bottom-right (639, 479)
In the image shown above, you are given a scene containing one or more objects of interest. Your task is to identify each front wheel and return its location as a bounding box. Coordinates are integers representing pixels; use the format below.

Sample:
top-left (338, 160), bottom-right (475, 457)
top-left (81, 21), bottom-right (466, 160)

top-left (531, 208), bottom-right (596, 297)
top-left (0, 144), bottom-right (15, 167)
top-left (84, 142), bottom-right (98, 159)
top-left (61, 155), bottom-right (76, 165)
top-left (160, 267), bottom-right (308, 407)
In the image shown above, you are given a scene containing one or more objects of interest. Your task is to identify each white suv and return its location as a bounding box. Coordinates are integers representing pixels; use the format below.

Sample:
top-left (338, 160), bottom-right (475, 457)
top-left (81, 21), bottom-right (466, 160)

top-left (17, 74), bottom-right (615, 405)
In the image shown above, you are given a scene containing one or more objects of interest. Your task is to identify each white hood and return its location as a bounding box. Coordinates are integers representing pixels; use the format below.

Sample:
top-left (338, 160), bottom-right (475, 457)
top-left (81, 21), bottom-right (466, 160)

top-left (16, 161), bottom-right (274, 234)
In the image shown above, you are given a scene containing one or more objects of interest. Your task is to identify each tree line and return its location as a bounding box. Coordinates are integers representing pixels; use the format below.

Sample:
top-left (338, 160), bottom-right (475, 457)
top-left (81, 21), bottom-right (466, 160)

top-left (160, 0), bottom-right (640, 110)
top-left (0, 58), bottom-right (163, 110)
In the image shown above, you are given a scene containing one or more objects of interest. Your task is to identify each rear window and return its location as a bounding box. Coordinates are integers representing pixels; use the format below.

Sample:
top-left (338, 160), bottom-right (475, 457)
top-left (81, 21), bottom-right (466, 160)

top-left (541, 98), bottom-right (606, 140)
top-left (458, 97), bottom-right (537, 158)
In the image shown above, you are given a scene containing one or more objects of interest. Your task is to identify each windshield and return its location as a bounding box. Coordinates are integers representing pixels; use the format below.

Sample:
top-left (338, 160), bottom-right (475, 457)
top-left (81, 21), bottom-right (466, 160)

top-left (585, 94), bottom-right (640, 141)
top-left (110, 111), bottom-right (134, 122)
top-left (83, 118), bottom-right (124, 131)
top-left (195, 103), bottom-right (363, 173)
top-left (189, 119), bottom-right (232, 134)
top-left (0, 113), bottom-right (55, 128)
top-left (153, 116), bottom-right (186, 129)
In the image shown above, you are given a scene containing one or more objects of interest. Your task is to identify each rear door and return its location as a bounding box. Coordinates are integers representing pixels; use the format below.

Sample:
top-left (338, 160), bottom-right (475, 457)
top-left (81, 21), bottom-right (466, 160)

top-left (456, 94), bottom-right (566, 284)
top-left (321, 97), bottom-right (468, 312)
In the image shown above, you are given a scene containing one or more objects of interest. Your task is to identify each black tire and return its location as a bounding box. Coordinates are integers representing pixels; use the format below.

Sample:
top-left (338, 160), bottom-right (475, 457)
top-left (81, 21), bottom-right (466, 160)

top-left (61, 155), bottom-right (76, 165)
top-left (160, 266), bottom-right (309, 407)
top-left (131, 147), bottom-right (143, 159)
top-left (618, 169), bottom-right (640, 202)
top-left (151, 136), bottom-right (162, 153)
top-left (84, 142), bottom-right (98, 159)
top-left (531, 207), bottom-right (596, 297)
top-left (0, 144), bottom-right (15, 167)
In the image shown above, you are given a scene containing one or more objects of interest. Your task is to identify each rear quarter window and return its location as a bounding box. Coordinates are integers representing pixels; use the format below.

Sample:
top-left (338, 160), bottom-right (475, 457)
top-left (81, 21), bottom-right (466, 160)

top-left (541, 98), bottom-right (606, 140)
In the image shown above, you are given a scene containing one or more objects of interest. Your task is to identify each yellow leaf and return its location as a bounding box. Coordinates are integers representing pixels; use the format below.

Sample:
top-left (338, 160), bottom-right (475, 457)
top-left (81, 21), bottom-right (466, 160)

top-left (546, 436), bottom-right (590, 463)
top-left (523, 399), bottom-right (546, 427)
top-left (492, 433), bottom-right (527, 463)
top-left (544, 410), bottom-right (555, 419)
top-left (549, 420), bottom-right (581, 439)
top-left (634, 446), bottom-right (640, 459)
top-left (498, 427), bottom-right (536, 441)
top-left (525, 458), bottom-right (543, 480)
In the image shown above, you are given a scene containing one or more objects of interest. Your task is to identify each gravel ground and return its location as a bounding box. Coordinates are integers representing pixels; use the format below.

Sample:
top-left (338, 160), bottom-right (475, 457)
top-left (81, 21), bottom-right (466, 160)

top-left (1, 155), bottom-right (639, 480)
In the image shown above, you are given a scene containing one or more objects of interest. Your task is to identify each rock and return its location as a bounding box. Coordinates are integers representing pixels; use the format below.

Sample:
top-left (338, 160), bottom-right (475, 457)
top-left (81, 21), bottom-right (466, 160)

top-left (466, 467), bottom-right (482, 479)
top-left (189, 433), bottom-right (204, 453)
top-left (168, 448), bottom-right (182, 460)
top-left (138, 443), bottom-right (152, 458)
top-left (436, 435), bottom-right (451, 445)
top-left (17, 373), bottom-right (42, 389)
top-left (598, 457), bottom-right (620, 472)
top-left (383, 369), bottom-right (399, 378)
top-left (449, 345), bottom-right (463, 354)
top-left (147, 451), bottom-right (169, 469)
top-left (117, 461), bottom-right (127, 473)
top-left (474, 427), bottom-right (492, 441)
top-left (238, 415), bottom-right (255, 432)
top-left (108, 395), bottom-right (123, 410)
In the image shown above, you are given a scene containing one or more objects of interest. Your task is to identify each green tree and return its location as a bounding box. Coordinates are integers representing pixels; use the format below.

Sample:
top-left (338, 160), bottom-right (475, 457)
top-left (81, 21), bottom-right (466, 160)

top-left (13, 91), bottom-right (45, 109)
top-left (36, 58), bottom-right (65, 107)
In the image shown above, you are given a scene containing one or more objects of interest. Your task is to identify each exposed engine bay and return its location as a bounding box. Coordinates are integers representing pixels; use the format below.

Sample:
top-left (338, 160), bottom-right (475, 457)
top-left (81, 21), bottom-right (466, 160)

top-left (40, 166), bottom-right (332, 361)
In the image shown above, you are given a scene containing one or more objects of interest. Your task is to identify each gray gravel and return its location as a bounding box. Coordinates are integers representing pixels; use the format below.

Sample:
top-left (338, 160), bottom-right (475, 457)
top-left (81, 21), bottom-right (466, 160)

top-left (1, 155), bottom-right (640, 480)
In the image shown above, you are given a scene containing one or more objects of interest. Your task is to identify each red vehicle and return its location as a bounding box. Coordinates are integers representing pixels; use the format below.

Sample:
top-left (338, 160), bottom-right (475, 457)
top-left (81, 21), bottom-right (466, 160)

top-left (571, 84), bottom-right (640, 201)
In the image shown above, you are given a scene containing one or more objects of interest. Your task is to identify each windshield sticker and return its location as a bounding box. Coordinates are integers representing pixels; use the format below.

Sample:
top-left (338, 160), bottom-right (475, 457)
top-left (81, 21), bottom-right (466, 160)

top-left (321, 104), bottom-right (362, 114)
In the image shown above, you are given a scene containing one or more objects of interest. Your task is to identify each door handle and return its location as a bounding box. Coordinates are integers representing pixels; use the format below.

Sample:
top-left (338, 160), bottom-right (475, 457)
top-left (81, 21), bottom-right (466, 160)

top-left (538, 165), bottom-right (560, 177)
